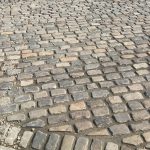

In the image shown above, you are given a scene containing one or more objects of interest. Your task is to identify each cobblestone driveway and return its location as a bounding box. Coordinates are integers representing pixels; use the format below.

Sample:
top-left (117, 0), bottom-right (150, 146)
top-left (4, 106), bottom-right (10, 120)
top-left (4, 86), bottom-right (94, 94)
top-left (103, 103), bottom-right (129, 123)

top-left (0, 0), bottom-right (150, 149)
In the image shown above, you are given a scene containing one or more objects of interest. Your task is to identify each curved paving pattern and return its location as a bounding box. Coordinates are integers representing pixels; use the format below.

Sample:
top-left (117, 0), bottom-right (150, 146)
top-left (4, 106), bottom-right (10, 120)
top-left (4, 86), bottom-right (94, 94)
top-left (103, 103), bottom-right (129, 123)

top-left (0, 0), bottom-right (150, 149)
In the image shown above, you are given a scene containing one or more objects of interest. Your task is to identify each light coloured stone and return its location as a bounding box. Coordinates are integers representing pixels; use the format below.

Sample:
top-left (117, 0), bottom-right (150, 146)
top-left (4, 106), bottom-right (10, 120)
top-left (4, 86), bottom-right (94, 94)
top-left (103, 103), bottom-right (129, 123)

top-left (21, 80), bottom-right (33, 86)
top-left (49, 105), bottom-right (67, 114)
top-left (0, 146), bottom-right (15, 150)
top-left (5, 127), bottom-right (21, 145)
top-left (61, 135), bottom-right (75, 150)
top-left (70, 101), bottom-right (86, 111)
top-left (105, 142), bottom-right (118, 150)
top-left (143, 132), bottom-right (150, 142)
top-left (49, 125), bottom-right (73, 132)
top-left (123, 135), bottom-right (143, 145)
top-left (20, 131), bottom-right (33, 148)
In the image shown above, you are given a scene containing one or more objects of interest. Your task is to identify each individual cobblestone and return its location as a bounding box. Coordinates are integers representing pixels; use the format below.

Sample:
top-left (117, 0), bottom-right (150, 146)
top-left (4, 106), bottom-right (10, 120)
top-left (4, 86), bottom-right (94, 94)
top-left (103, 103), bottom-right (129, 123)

top-left (61, 135), bottom-right (75, 150)
top-left (45, 133), bottom-right (61, 150)
top-left (74, 137), bottom-right (89, 150)
top-left (105, 142), bottom-right (119, 150)
top-left (32, 131), bottom-right (47, 150)
top-left (19, 131), bottom-right (34, 148)
top-left (122, 135), bottom-right (143, 146)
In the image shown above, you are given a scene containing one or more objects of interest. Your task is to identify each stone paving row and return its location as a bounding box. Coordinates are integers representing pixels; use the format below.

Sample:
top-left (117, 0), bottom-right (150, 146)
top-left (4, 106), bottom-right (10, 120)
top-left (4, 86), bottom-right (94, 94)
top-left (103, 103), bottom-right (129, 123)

top-left (0, 0), bottom-right (150, 149)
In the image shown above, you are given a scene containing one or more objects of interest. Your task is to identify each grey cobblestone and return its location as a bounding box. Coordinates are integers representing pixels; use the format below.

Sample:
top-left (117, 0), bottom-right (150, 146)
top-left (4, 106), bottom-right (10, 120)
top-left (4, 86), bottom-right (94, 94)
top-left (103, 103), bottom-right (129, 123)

top-left (45, 133), bottom-right (61, 150)
top-left (74, 137), bottom-right (89, 150)
top-left (32, 131), bottom-right (47, 150)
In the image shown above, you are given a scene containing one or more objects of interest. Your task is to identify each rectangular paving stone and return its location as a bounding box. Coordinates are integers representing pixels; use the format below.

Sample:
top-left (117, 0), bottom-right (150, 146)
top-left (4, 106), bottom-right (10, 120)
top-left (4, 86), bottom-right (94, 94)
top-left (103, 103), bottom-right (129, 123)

top-left (61, 135), bottom-right (75, 150)
top-left (0, 146), bottom-right (15, 150)
top-left (72, 92), bottom-right (89, 101)
top-left (122, 135), bottom-right (143, 146)
top-left (34, 91), bottom-right (48, 99)
top-left (38, 98), bottom-right (53, 107)
top-left (105, 142), bottom-right (119, 150)
top-left (108, 96), bottom-right (122, 104)
top-left (7, 113), bottom-right (26, 121)
top-left (131, 110), bottom-right (150, 121)
top-left (92, 106), bottom-right (109, 117)
top-left (5, 127), bottom-right (21, 145)
top-left (51, 89), bottom-right (66, 96)
top-left (111, 86), bottom-right (128, 94)
top-left (71, 110), bottom-right (91, 119)
top-left (49, 105), bottom-right (67, 114)
top-left (131, 121), bottom-right (150, 132)
top-left (106, 73), bottom-right (121, 80)
top-left (0, 97), bottom-right (11, 106)
top-left (92, 89), bottom-right (110, 98)
top-left (42, 83), bottom-right (57, 89)
top-left (20, 131), bottom-right (34, 148)
top-left (109, 124), bottom-right (130, 135)
top-left (91, 139), bottom-right (103, 150)
top-left (114, 112), bottom-right (131, 123)
top-left (74, 137), bottom-right (89, 150)
top-left (29, 109), bottom-right (48, 119)
top-left (68, 85), bottom-right (85, 94)
top-left (14, 94), bottom-right (31, 103)
top-left (75, 120), bottom-right (93, 132)
top-left (94, 116), bottom-right (112, 127)
top-left (0, 104), bottom-right (18, 115)
top-left (59, 80), bottom-right (75, 88)
top-left (48, 114), bottom-right (69, 125)
top-left (70, 101), bottom-right (86, 111)
top-left (143, 131), bottom-right (150, 142)
top-left (53, 95), bottom-right (70, 103)
top-left (21, 101), bottom-right (36, 110)
top-left (53, 74), bottom-right (69, 81)
top-left (45, 133), bottom-right (61, 150)
top-left (111, 103), bottom-right (127, 113)
top-left (123, 92), bottom-right (144, 101)
top-left (49, 124), bottom-right (74, 132)
top-left (32, 131), bottom-right (47, 150)
top-left (128, 101), bottom-right (144, 110)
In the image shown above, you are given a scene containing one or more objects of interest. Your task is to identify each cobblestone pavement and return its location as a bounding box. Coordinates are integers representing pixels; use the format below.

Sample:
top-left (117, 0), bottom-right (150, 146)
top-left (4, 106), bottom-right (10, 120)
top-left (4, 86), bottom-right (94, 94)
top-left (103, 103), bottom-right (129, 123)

top-left (0, 0), bottom-right (150, 149)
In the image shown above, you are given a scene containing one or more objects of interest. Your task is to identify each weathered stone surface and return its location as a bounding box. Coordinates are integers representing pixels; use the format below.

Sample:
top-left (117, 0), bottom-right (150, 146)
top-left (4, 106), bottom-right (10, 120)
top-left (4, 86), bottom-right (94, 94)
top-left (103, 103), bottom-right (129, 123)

top-left (91, 139), bottom-right (103, 150)
top-left (74, 137), bottom-right (89, 150)
top-left (29, 109), bottom-right (48, 119)
top-left (123, 92), bottom-right (144, 101)
top-left (92, 90), bottom-right (110, 98)
top-left (48, 114), bottom-right (69, 125)
top-left (45, 134), bottom-right (61, 150)
top-left (143, 132), bottom-right (150, 142)
top-left (75, 120), bottom-right (93, 132)
top-left (20, 131), bottom-right (34, 148)
top-left (105, 142), bottom-right (119, 150)
top-left (132, 110), bottom-right (150, 121)
top-left (5, 127), bottom-right (21, 145)
top-left (61, 135), bottom-right (75, 150)
top-left (24, 119), bottom-right (46, 128)
top-left (49, 125), bottom-right (74, 132)
top-left (69, 101), bottom-right (86, 111)
top-left (32, 131), bottom-right (47, 149)
top-left (123, 135), bottom-right (143, 146)
top-left (0, 146), bottom-right (15, 150)
top-left (92, 106), bottom-right (109, 117)
top-left (7, 113), bottom-right (26, 121)
top-left (49, 105), bottom-right (67, 114)
top-left (109, 124), bottom-right (130, 135)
